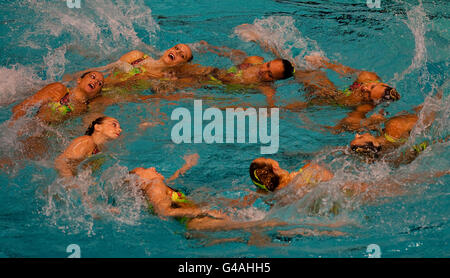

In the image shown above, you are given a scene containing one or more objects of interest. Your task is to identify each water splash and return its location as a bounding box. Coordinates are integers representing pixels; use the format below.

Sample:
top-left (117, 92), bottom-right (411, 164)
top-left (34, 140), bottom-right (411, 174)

top-left (393, 0), bottom-right (428, 83)
top-left (234, 16), bottom-right (324, 69)
top-left (0, 65), bottom-right (46, 106)
top-left (38, 164), bottom-right (147, 235)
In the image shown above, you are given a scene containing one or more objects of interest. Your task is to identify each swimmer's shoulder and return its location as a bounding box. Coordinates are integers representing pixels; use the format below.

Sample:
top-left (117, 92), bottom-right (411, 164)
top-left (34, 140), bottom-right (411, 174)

top-left (120, 50), bottom-right (147, 64)
top-left (356, 71), bottom-right (381, 83)
top-left (64, 136), bottom-right (96, 157)
top-left (242, 56), bottom-right (264, 65)
top-left (36, 82), bottom-right (68, 101)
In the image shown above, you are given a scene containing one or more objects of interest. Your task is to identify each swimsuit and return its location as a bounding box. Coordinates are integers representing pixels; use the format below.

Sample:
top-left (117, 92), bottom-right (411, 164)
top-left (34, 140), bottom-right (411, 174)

top-left (384, 133), bottom-right (407, 144)
top-left (208, 63), bottom-right (260, 92)
top-left (111, 54), bottom-right (149, 82)
top-left (341, 81), bottom-right (362, 97)
top-left (48, 88), bottom-right (74, 116)
top-left (146, 188), bottom-right (191, 225)
top-left (340, 80), bottom-right (381, 97)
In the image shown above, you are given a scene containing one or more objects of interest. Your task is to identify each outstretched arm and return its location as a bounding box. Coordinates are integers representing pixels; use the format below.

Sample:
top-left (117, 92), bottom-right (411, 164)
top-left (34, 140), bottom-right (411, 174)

top-left (342, 169), bottom-right (450, 201)
top-left (11, 82), bottom-right (66, 122)
top-left (62, 50), bottom-right (146, 82)
top-left (198, 41), bottom-right (248, 65)
top-left (328, 104), bottom-right (386, 133)
top-left (166, 153), bottom-right (200, 183)
top-left (305, 55), bottom-right (381, 83)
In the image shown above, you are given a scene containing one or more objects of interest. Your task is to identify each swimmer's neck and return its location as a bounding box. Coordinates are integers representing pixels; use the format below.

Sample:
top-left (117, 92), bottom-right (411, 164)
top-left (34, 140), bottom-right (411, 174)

top-left (277, 171), bottom-right (296, 190)
top-left (90, 131), bottom-right (111, 150)
top-left (70, 87), bottom-right (89, 104)
top-left (144, 58), bottom-right (175, 71)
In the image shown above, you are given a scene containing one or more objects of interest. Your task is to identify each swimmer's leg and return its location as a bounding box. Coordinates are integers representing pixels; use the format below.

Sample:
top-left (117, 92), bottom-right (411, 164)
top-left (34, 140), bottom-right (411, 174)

top-left (186, 217), bottom-right (288, 232)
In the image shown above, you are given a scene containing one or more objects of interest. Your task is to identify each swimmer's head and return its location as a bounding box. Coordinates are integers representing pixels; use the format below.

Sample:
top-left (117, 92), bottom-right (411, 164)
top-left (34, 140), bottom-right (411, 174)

top-left (85, 116), bottom-right (122, 139)
top-left (350, 133), bottom-right (382, 158)
top-left (162, 44), bottom-right (193, 67)
top-left (258, 59), bottom-right (294, 82)
top-left (130, 167), bottom-right (165, 181)
top-left (361, 82), bottom-right (400, 104)
top-left (78, 71), bottom-right (104, 99)
top-left (249, 158), bottom-right (282, 192)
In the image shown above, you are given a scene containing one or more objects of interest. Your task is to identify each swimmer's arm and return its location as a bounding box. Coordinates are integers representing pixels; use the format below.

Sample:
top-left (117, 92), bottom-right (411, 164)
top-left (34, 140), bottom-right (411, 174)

top-left (342, 170), bottom-right (449, 201)
top-left (63, 51), bottom-right (146, 82)
top-left (198, 41), bottom-right (248, 64)
top-left (166, 153), bottom-right (199, 183)
top-left (11, 82), bottom-right (66, 121)
top-left (119, 50), bottom-right (146, 64)
top-left (216, 193), bottom-right (260, 209)
top-left (305, 55), bottom-right (359, 76)
top-left (54, 137), bottom-right (92, 178)
top-left (330, 104), bottom-right (384, 133)
top-left (258, 85), bottom-right (277, 107)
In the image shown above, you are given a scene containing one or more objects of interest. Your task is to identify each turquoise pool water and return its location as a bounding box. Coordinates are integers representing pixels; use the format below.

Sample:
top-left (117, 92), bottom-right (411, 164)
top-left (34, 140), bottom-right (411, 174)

top-left (0, 0), bottom-right (449, 258)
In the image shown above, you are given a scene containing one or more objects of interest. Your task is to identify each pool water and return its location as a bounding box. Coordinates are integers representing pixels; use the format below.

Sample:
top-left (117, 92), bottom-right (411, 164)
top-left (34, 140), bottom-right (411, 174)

top-left (0, 0), bottom-right (449, 258)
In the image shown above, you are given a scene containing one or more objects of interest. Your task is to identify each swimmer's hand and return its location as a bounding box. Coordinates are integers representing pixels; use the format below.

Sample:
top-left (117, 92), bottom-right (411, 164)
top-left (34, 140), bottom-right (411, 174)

top-left (166, 153), bottom-right (199, 183)
top-left (305, 54), bottom-right (329, 69)
top-left (235, 24), bottom-right (260, 42)
top-left (184, 153), bottom-right (199, 168)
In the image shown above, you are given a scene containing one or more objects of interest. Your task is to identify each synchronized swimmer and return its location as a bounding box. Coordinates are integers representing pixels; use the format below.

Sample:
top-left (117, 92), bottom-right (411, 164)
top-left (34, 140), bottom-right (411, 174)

top-left (4, 20), bottom-right (447, 238)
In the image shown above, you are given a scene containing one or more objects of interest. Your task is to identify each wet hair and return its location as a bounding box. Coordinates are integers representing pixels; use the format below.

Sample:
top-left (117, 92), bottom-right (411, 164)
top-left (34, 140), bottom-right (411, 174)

top-left (351, 141), bottom-right (382, 159)
top-left (85, 116), bottom-right (107, 136)
top-left (80, 71), bottom-right (93, 79)
top-left (249, 161), bottom-right (280, 191)
top-left (187, 55), bottom-right (194, 63)
top-left (280, 59), bottom-right (294, 80)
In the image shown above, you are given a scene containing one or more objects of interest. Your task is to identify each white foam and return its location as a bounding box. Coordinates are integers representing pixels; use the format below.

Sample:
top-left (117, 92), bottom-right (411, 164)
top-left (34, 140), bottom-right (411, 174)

top-left (394, 0), bottom-right (428, 82)
top-left (0, 65), bottom-right (46, 106)
top-left (234, 16), bottom-right (324, 69)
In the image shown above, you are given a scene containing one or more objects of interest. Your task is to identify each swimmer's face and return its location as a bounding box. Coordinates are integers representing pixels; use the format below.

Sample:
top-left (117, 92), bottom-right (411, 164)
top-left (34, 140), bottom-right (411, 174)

top-left (361, 82), bottom-right (400, 104)
top-left (133, 167), bottom-right (165, 181)
top-left (162, 44), bottom-right (193, 66)
top-left (78, 71), bottom-right (104, 99)
top-left (96, 117), bottom-right (122, 140)
top-left (350, 133), bottom-right (382, 155)
top-left (258, 59), bottom-right (285, 82)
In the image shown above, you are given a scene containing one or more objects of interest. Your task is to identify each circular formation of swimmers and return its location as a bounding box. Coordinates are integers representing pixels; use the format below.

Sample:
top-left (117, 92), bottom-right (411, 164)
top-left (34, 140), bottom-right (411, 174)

top-left (5, 23), bottom-right (447, 234)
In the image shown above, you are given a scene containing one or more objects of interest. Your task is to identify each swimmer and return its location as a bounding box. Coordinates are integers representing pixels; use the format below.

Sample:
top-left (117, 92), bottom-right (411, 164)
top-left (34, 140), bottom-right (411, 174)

top-left (55, 116), bottom-right (122, 178)
top-left (349, 90), bottom-right (444, 164)
top-left (197, 40), bottom-right (295, 106)
top-left (235, 23), bottom-right (399, 113)
top-left (71, 44), bottom-right (194, 87)
top-left (248, 157), bottom-right (450, 205)
top-left (299, 54), bottom-right (400, 107)
top-left (249, 157), bottom-right (334, 194)
top-left (129, 166), bottom-right (287, 231)
top-left (11, 71), bottom-right (104, 124)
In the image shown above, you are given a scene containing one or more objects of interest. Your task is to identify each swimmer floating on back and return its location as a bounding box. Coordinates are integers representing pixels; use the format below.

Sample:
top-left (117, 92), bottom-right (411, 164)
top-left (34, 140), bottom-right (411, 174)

top-left (234, 23), bottom-right (400, 115)
top-left (129, 163), bottom-right (287, 232)
top-left (348, 89), bottom-right (446, 165)
top-left (248, 157), bottom-right (449, 206)
top-left (55, 116), bottom-right (122, 178)
top-left (196, 40), bottom-right (295, 107)
top-left (70, 44), bottom-right (194, 88)
top-left (11, 71), bottom-right (104, 125)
